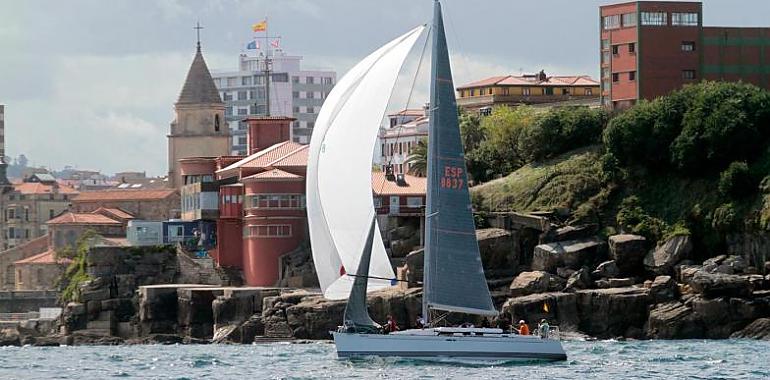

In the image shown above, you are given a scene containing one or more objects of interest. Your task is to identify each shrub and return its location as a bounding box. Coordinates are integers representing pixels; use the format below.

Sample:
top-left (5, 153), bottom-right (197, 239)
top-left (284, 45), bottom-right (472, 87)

top-left (711, 203), bottom-right (737, 232)
top-left (718, 161), bottom-right (754, 198)
top-left (616, 195), bottom-right (669, 242)
top-left (518, 107), bottom-right (606, 162)
top-left (599, 152), bottom-right (622, 184)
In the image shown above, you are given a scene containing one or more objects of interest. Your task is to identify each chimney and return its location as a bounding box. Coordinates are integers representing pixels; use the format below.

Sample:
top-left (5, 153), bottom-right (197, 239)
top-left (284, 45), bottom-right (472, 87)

top-left (538, 70), bottom-right (547, 82)
top-left (244, 116), bottom-right (296, 155)
top-left (396, 173), bottom-right (407, 186)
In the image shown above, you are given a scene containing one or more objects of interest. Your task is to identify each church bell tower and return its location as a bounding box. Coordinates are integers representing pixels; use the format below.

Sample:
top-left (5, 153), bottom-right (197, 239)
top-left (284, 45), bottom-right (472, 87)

top-left (168, 27), bottom-right (230, 189)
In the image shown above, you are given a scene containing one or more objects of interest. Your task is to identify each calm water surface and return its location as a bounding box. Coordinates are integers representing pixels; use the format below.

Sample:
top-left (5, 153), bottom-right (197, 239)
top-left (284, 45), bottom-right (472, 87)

top-left (0, 339), bottom-right (767, 379)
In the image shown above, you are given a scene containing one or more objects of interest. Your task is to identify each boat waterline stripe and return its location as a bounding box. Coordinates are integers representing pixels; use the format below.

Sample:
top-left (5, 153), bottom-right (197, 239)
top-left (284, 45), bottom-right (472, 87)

top-left (337, 351), bottom-right (567, 361)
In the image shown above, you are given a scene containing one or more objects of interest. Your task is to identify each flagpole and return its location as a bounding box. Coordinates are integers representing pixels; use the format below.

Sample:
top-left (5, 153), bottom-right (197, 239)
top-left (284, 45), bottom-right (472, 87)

top-left (264, 15), bottom-right (271, 117)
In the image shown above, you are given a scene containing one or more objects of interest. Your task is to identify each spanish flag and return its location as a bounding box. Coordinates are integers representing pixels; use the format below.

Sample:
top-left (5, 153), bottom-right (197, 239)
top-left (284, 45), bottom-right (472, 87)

top-left (252, 20), bottom-right (267, 32)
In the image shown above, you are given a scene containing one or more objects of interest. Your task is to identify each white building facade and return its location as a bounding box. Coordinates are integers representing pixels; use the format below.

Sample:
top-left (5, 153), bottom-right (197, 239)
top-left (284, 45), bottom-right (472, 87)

top-left (377, 107), bottom-right (429, 175)
top-left (211, 51), bottom-right (336, 154)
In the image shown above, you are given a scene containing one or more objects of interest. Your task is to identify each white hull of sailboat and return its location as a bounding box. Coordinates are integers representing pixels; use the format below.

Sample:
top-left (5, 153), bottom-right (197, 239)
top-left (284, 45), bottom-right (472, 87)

top-left (332, 329), bottom-right (567, 362)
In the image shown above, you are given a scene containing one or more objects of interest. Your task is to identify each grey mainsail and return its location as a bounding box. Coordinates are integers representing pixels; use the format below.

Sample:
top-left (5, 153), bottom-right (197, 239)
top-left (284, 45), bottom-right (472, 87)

top-left (423, 0), bottom-right (497, 320)
top-left (342, 215), bottom-right (381, 333)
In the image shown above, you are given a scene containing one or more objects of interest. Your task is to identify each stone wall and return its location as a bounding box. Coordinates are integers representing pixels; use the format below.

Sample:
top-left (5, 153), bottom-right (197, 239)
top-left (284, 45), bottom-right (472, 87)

top-left (72, 196), bottom-right (180, 221)
top-left (15, 263), bottom-right (65, 291)
top-left (0, 290), bottom-right (58, 313)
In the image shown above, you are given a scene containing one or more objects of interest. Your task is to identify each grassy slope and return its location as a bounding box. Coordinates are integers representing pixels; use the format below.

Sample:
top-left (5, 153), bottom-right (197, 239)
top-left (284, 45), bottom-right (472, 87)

top-left (471, 146), bottom-right (603, 214)
top-left (472, 145), bottom-right (770, 239)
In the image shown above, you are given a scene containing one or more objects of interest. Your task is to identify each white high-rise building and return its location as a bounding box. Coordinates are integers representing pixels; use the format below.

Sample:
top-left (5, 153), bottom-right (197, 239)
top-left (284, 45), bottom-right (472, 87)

top-left (211, 50), bottom-right (336, 154)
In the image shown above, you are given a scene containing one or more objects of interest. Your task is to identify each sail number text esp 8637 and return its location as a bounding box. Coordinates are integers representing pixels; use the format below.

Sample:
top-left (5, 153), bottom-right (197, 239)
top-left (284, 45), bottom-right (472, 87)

top-left (440, 165), bottom-right (465, 190)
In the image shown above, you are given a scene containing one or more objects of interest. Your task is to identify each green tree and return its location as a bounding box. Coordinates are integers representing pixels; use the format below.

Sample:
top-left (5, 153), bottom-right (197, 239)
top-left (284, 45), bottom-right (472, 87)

top-left (518, 106), bottom-right (607, 162)
top-left (405, 138), bottom-right (427, 177)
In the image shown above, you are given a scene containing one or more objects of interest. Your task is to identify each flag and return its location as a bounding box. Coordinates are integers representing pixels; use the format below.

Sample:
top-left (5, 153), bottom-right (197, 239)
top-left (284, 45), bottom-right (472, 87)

top-left (270, 39), bottom-right (280, 48)
top-left (252, 20), bottom-right (267, 32)
top-left (543, 302), bottom-right (550, 313)
top-left (246, 40), bottom-right (260, 50)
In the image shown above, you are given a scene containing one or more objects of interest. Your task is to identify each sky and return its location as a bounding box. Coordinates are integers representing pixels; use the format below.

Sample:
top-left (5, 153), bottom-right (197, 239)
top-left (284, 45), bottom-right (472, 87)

top-left (1, 0), bottom-right (769, 176)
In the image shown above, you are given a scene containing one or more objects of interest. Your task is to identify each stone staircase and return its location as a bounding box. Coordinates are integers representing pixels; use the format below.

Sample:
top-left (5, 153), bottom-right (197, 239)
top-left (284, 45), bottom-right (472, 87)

top-left (176, 246), bottom-right (242, 286)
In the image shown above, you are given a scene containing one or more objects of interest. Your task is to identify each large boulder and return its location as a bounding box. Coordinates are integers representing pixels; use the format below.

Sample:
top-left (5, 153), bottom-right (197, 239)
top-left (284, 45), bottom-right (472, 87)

top-left (575, 287), bottom-right (651, 338)
top-left (509, 271), bottom-right (551, 297)
top-left (649, 275), bottom-right (678, 303)
top-left (688, 271), bottom-right (752, 299)
top-left (592, 260), bottom-right (620, 279)
top-left (564, 268), bottom-right (592, 291)
top-left (730, 318), bottom-right (770, 340)
top-left (644, 234), bottom-right (692, 275)
top-left (646, 302), bottom-right (704, 339)
top-left (403, 249), bottom-right (424, 286)
top-left (477, 228), bottom-right (518, 277)
top-left (532, 238), bottom-right (605, 272)
top-left (609, 234), bottom-right (647, 275)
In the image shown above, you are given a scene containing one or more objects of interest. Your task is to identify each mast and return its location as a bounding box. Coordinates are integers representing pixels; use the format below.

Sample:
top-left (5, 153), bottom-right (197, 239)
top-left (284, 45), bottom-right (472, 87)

top-left (422, 0), bottom-right (440, 326)
top-left (422, 0), bottom-right (497, 325)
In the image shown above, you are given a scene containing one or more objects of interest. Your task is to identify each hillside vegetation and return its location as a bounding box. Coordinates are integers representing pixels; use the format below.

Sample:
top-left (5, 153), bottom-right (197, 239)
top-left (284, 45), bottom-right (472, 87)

top-left (468, 81), bottom-right (770, 257)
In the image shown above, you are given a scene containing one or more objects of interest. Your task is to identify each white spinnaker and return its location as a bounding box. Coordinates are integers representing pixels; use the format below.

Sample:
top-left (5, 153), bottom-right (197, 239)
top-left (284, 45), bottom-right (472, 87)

top-left (317, 27), bottom-right (426, 300)
top-left (308, 26), bottom-right (427, 299)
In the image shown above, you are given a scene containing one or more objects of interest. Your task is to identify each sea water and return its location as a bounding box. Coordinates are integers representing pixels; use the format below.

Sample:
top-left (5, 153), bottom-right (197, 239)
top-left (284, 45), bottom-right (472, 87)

top-left (0, 339), bottom-right (767, 379)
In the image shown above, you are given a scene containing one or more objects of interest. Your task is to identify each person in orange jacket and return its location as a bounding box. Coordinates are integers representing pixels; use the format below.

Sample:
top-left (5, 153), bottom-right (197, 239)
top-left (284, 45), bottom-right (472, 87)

top-left (516, 320), bottom-right (530, 335)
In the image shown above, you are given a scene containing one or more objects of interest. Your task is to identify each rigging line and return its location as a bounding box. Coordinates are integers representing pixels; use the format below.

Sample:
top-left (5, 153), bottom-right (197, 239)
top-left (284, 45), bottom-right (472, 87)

top-left (440, 0), bottom-right (466, 68)
top-left (345, 273), bottom-right (422, 285)
top-left (376, 25), bottom-right (433, 195)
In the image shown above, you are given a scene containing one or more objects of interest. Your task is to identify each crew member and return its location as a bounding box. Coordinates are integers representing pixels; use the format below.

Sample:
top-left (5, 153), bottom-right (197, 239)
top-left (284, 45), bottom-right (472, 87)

top-left (516, 320), bottom-right (530, 335)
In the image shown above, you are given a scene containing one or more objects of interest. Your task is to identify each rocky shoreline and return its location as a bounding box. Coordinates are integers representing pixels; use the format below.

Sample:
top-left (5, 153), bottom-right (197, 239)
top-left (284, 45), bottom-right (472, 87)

top-left (1, 224), bottom-right (769, 346)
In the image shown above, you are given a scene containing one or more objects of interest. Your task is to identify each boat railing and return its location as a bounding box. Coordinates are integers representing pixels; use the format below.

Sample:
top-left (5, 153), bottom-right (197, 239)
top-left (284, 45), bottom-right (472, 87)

top-left (545, 326), bottom-right (561, 341)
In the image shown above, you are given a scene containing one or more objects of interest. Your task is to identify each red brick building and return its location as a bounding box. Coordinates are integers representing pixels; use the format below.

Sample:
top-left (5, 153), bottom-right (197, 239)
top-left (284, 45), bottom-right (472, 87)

top-left (600, 1), bottom-right (770, 109)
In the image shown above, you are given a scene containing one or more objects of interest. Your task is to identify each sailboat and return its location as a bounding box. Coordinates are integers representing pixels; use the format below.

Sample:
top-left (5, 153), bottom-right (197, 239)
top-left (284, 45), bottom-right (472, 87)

top-left (307, 1), bottom-right (567, 362)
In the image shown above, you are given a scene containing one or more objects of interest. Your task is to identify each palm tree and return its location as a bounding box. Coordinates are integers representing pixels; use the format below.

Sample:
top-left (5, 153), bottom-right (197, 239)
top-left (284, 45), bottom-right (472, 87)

top-left (405, 138), bottom-right (427, 177)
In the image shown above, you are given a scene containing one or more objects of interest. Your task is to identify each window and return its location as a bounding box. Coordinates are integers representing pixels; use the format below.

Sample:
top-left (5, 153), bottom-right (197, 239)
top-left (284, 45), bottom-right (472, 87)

top-left (562, 88), bottom-right (570, 95)
top-left (241, 76), bottom-right (252, 86)
top-left (49, 210), bottom-right (55, 219)
top-left (612, 73), bottom-right (619, 82)
top-left (602, 52), bottom-right (610, 64)
top-left (272, 73), bottom-right (288, 82)
top-left (602, 68), bottom-right (610, 79)
top-left (603, 15), bottom-right (620, 30)
top-left (244, 224), bottom-right (292, 238)
top-left (373, 197), bottom-right (383, 208)
top-left (292, 91), bottom-right (300, 99)
top-left (585, 88), bottom-right (593, 96)
top-left (248, 194), bottom-right (306, 209)
top-left (672, 12), bottom-right (698, 26)
top-left (306, 76), bottom-right (314, 84)
top-left (628, 43), bottom-right (636, 53)
top-left (237, 91), bottom-right (247, 100)
top-left (293, 106), bottom-right (300, 113)
top-left (223, 92), bottom-right (233, 101)
top-left (292, 76), bottom-right (299, 84)
top-left (323, 77), bottom-right (334, 85)
top-left (24, 208), bottom-right (29, 222)
top-left (214, 114), bottom-right (220, 132)
top-left (307, 91), bottom-right (315, 99)
top-left (682, 70), bottom-right (696, 80)
top-left (237, 108), bottom-right (248, 116)
top-left (227, 77), bottom-right (238, 86)
top-left (681, 41), bottom-right (696, 52)
top-left (522, 88), bottom-right (531, 96)
top-left (641, 12), bottom-right (667, 26)
top-left (24, 229), bottom-right (29, 239)
top-left (307, 107), bottom-right (315, 114)
top-left (249, 90), bottom-right (256, 100)
top-left (612, 45), bottom-right (619, 55)
top-left (488, 88), bottom-right (493, 95)
top-left (7, 209), bottom-right (14, 220)
top-left (601, 39), bottom-right (610, 50)
top-left (622, 13), bottom-right (637, 27)
top-left (629, 71), bottom-right (636, 81)
top-left (406, 197), bottom-right (422, 207)
top-left (238, 136), bottom-right (247, 145)
top-left (307, 121), bottom-right (315, 129)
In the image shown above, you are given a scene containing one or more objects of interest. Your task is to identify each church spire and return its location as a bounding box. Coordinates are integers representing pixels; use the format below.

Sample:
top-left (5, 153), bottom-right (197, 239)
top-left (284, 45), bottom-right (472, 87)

top-left (176, 24), bottom-right (222, 106)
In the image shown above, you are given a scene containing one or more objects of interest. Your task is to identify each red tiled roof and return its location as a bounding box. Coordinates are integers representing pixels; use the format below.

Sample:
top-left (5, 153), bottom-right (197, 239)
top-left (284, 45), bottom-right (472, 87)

top-left (46, 212), bottom-right (122, 225)
top-left (14, 249), bottom-right (71, 265)
top-left (14, 182), bottom-right (79, 195)
top-left (242, 168), bottom-right (303, 182)
top-left (269, 145), bottom-right (309, 168)
top-left (242, 142), bottom-right (306, 169)
top-left (457, 75), bottom-right (599, 89)
top-left (73, 189), bottom-right (177, 202)
top-left (94, 207), bottom-right (135, 220)
top-left (371, 172), bottom-right (427, 196)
